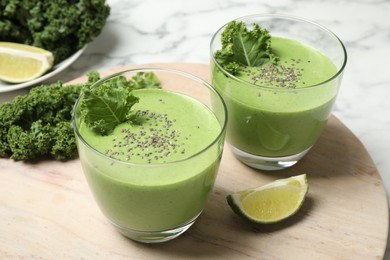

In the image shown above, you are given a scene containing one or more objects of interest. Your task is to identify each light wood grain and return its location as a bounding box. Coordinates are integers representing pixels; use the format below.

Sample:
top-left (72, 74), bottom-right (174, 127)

top-left (0, 63), bottom-right (388, 259)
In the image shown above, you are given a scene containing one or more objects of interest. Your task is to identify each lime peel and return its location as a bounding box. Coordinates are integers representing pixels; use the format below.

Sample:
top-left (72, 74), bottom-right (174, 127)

top-left (227, 174), bottom-right (308, 224)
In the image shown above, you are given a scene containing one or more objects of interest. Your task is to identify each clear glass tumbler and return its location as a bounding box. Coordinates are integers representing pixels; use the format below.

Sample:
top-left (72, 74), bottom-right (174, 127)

top-left (72, 68), bottom-right (227, 243)
top-left (210, 14), bottom-right (347, 170)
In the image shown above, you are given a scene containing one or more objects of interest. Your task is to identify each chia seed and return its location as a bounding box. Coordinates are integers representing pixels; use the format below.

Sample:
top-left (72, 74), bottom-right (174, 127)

top-left (250, 58), bottom-right (306, 89)
top-left (105, 109), bottom-right (188, 163)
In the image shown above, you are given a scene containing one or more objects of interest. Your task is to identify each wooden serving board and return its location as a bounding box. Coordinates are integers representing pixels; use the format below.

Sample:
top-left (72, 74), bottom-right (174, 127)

top-left (0, 63), bottom-right (388, 259)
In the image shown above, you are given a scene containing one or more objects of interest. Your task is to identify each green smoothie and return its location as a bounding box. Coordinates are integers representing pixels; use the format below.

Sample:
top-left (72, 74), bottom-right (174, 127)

top-left (212, 37), bottom-right (338, 157)
top-left (76, 88), bottom-right (223, 231)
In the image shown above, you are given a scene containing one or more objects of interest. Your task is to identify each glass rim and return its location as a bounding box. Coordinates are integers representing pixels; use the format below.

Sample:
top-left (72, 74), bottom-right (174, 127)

top-left (72, 67), bottom-right (228, 167)
top-left (210, 13), bottom-right (348, 91)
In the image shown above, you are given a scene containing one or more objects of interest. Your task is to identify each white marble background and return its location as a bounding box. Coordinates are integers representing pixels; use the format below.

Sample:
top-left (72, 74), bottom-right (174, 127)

top-left (1, 0), bottom-right (389, 257)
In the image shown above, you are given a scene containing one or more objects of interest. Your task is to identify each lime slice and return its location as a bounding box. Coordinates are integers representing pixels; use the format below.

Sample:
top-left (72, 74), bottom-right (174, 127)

top-left (0, 42), bottom-right (54, 83)
top-left (227, 174), bottom-right (308, 224)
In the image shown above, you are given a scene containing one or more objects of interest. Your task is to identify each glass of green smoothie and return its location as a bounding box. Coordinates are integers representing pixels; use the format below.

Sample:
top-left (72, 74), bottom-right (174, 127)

top-left (210, 14), bottom-right (347, 170)
top-left (72, 68), bottom-right (227, 243)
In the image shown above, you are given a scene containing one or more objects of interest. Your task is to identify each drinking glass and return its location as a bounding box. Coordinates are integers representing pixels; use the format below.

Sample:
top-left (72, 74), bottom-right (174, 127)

top-left (72, 68), bottom-right (227, 243)
top-left (210, 14), bottom-right (347, 170)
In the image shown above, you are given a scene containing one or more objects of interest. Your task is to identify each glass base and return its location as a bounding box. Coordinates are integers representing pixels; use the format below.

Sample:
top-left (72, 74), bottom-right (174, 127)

top-left (111, 213), bottom-right (200, 243)
top-left (229, 145), bottom-right (312, 171)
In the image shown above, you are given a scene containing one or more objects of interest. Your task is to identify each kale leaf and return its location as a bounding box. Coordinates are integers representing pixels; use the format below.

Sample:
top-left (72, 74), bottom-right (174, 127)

top-left (80, 72), bottom-right (161, 135)
top-left (80, 82), bottom-right (139, 136)
top-left (214, 21), bottom-right (279, 75)
top-left (0, 0), bottom-right (110, 64)
top-left (0, 74), bottom-right (94, 160)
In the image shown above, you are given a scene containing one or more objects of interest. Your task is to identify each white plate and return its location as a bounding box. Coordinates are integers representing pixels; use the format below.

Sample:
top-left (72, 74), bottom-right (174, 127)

top-left (0, 46), bottom-right (86, 93)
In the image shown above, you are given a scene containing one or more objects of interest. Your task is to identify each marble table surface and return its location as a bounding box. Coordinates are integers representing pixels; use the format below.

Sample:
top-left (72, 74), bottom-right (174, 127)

top-left (1, 0), bottom-right (389, 258)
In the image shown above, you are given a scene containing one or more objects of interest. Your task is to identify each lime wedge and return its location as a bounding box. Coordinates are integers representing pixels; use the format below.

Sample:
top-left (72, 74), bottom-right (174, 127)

top-left (227, 174), bottom-right (308, 224)
top-left (0, 42), bottom-right (54, 83)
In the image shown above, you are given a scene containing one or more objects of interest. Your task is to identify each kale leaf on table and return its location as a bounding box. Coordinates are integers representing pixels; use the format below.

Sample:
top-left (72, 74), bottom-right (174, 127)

top-left (0, 0), bottom-right (110, 64)
top-left (0, 72), bottom-right (99, 161)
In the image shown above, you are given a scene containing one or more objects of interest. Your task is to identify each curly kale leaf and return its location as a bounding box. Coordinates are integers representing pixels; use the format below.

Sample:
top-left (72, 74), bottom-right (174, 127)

top-left (81, 87), bottom-right (139, 136)
top-left (214, 21), bottom-right (279, 75)
top-left (80, 72), bottom-right (161, 135)
top-left (0, 73), bottom-right (98, 161)
top-left (6, 125), bottom-right (40, 161)
top-left (50, 121), bottom-right (77, 160)
top-left (7, 121), bottom-right (52, 160)
top-left (0, 0), bottom-right (110, 64)
top-left (130, 72), bottom-right (162, 89)
top-left (6, 120), bottom-right (77, 161)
